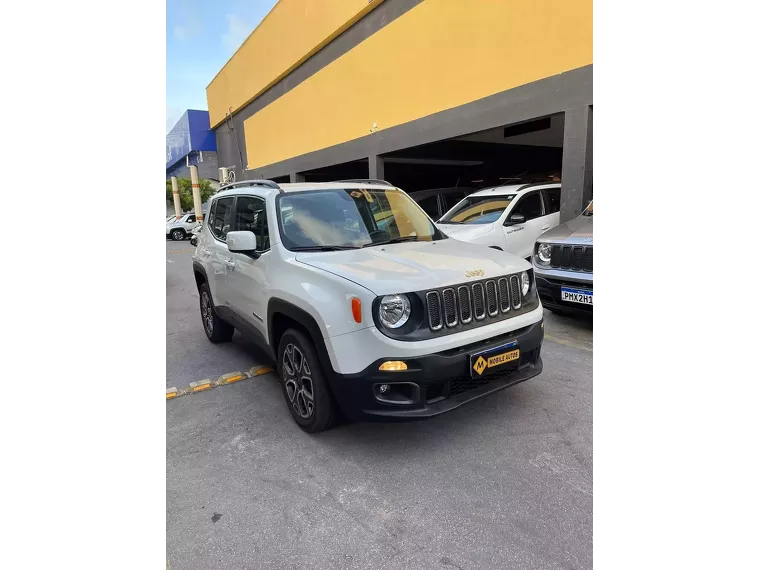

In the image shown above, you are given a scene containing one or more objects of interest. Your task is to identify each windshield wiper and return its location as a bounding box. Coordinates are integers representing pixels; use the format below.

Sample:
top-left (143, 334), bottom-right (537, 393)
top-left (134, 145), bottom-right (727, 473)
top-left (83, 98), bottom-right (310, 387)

top-left (362, 236), bottom-right (419, 248)
top-left (290, 245), bottom-right (359, 252)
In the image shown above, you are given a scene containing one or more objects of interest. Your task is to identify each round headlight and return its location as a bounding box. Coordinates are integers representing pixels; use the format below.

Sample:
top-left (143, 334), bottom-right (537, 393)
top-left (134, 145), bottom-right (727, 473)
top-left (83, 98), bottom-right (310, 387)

top-left (521, 271), bottom-right (530, 296)
top-left (379, 294), bottom-right (411, 329)
top-left (537, 243), bottom-right (552, 264)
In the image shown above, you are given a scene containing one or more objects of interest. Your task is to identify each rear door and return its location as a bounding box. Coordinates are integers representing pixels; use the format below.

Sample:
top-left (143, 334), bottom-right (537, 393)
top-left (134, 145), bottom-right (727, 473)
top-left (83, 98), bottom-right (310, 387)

top-left (501, 191), bottom-right (546, 259)
top-left (541, 186), bottom-right (562, 234)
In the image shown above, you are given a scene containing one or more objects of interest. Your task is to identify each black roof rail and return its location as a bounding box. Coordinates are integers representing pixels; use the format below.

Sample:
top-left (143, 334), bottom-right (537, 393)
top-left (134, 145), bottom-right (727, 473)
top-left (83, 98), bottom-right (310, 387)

top-left (218, 180), bottom-right (282, 193)
top-left (336, 179), bottom-right (394, 187)
top-left (516, 180), bottom-right (560, 192)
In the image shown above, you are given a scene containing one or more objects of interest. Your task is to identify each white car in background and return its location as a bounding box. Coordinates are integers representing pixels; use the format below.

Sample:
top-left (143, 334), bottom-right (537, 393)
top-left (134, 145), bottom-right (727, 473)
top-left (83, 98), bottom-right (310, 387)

top-left (166, 213), bottom-right (199, 241)
top-left (436, 182), bottom-right (562, 260)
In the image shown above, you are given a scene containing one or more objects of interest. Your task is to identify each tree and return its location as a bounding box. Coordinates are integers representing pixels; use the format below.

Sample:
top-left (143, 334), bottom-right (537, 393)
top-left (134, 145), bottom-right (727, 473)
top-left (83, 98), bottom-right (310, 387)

top-left (166, 178), bottom-right (215, 212)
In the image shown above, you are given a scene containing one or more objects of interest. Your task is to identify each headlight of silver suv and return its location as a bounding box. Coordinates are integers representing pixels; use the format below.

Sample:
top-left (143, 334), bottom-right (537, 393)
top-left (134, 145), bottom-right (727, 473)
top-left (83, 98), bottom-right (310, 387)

top-left (537, 243), bottom-right (552, 264)
top-left (379, 294), bottom-right (411, 329)
top-left (521, 271), bottom-right (530, 296)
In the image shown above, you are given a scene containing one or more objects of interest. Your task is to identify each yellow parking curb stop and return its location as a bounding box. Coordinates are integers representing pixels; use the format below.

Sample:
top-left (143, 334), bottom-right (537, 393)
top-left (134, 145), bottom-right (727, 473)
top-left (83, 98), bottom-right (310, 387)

top-left (189, 379), bottom-right (215, 393)
top-left (166, 387), bottom-right (181, 399)
top-left (218, 371), bottom-right (247, 385)
top-left (249, 365), bottom-right (274, 377)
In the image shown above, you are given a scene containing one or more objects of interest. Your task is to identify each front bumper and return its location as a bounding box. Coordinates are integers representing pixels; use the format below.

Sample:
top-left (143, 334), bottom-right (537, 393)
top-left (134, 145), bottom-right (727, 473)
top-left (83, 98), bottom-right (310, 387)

top-left (535, 275), bottom-right (593, 315)
top-left (326, 320), bottom-right (543, 420)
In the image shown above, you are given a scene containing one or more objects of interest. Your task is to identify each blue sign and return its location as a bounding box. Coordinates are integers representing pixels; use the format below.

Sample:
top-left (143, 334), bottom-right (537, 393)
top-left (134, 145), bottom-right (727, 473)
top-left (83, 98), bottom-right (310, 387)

top-left (166, 110), bottom-right (217, 170)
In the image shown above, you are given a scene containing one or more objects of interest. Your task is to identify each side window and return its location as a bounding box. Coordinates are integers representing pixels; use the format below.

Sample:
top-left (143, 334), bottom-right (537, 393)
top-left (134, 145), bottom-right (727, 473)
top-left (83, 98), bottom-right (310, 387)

top-left (235, 196), bottom-right (270, 251)
top-left (543, 188), bottom-right (561, 214)
top-left (209, 197), bottom-right (235, 241)
top-left (509, 192), bottom-right (544, 222)
top-left (186, 215), bottom-right (196, 224)
top-left (416, 195), bottom-right (440, 219)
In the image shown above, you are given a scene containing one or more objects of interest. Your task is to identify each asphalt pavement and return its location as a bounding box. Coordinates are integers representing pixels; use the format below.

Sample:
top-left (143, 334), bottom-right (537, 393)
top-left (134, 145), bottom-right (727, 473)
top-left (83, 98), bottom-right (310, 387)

top-left (166, 240), bottom-right (593, 570)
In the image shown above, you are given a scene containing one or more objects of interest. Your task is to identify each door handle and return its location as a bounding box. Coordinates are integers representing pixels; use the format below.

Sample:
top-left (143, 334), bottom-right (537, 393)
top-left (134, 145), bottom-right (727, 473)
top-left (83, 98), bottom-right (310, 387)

top-left (541, 225), bottom-right (550, 231)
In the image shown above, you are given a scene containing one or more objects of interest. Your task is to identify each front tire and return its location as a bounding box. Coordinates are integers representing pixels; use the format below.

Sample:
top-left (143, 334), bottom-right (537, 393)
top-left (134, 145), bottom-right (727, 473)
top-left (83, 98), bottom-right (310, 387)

top-left (171, 228), bottom-right (186, 241)
top-left (277, 329), bottom-right (335, 433)
top-left (199, 283), bottom-right (234, 343)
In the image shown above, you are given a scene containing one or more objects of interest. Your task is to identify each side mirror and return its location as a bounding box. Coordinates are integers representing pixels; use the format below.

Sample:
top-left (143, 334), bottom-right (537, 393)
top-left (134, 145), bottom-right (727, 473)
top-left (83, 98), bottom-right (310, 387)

top-left (227, 231), bottom-right (258, 256)
top-left (507, 213), bottom-right (525, 225)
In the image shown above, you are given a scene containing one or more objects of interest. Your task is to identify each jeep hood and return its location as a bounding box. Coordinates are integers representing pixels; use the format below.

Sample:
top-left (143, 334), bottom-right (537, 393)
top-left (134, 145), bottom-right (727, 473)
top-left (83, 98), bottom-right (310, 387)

top-left (539, 215), bottom-right (593, 244)
top-left (295, 239), bottom-right (530, 296)
top-left (436, 223), bottom-right (493, 241)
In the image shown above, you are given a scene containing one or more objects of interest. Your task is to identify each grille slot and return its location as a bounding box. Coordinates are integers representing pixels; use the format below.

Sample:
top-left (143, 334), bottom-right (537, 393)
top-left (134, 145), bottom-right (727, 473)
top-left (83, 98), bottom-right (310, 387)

top-left (551, 245), bottom-right (562, 267)
top-left (584, 247), bottom-right (593, 272)
top-left (572, 247), bottom-right (584, 269)
top-left (472, 283), bottom-right (486, 320)
top-left (442, 288), bottom-right (457, 328)
top-left (485, 280), bottom-right (498, 317)
top-left (498, 278), bottom-right (510, 313)
top-left (561, 246), bottom-right (573, 269)
top-left (458, 286), bottom-right (472, 324)
top-left (509, 275), bottom-right (522, 310)
top-left (426, 291), bottom-right (442, 331)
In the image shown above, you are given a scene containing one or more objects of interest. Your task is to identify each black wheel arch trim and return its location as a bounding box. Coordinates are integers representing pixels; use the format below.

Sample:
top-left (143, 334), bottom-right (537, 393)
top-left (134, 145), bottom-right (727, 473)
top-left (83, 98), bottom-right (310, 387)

top-left (192, 262), bottom-right (209, 290)
top-left (267, 298), bottom-right (335, 376)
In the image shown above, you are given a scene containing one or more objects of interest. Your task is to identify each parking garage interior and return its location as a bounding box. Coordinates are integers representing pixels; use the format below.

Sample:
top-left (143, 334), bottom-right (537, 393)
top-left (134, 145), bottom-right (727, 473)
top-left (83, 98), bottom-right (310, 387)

top-left (287, 114), bottom-right (565, 202)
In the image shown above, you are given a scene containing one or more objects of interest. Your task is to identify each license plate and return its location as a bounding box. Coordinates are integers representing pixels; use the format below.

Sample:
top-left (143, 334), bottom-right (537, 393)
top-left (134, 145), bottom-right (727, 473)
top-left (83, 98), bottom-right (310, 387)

top-left (470, 341), bottom-right (520, 378)
top-left (561, 287), bottom-right (593, 305)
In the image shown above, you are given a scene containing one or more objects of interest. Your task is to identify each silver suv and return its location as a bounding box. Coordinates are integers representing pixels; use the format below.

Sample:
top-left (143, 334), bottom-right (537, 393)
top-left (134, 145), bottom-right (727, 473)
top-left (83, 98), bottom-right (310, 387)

top-left (532, 201), bottom-right (593, 315)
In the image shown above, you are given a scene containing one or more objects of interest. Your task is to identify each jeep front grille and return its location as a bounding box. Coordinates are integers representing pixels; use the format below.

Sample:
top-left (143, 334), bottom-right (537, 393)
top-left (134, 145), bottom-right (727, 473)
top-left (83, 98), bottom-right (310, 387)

top-left (425, 275), bottom-right (524, 332)
top-left (550, 245), bottom-right (593, 272)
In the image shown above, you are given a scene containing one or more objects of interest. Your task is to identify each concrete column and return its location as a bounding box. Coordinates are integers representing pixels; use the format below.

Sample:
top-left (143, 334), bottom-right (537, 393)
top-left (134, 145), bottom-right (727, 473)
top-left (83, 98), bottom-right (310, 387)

top-left (170, 176), bottom-right (182, 219)
top-left (368, 154), bottom-right (385, 180)
top-left (560, 106), bottom-right (593, 222)
top-left (189, 165), bottom-right (204, 222)
top-left (289, 173), bottom-right (306, 183)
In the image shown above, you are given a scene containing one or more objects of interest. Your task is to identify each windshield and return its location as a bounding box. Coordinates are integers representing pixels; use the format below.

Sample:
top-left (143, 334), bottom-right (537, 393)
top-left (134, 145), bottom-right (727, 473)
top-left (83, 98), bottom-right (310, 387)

top-left (583, 201), bottom-right (593, 216)
top-left (278, 188), bottom-right (443, 250)
top-left (439, 194), bottom-right (516, 224)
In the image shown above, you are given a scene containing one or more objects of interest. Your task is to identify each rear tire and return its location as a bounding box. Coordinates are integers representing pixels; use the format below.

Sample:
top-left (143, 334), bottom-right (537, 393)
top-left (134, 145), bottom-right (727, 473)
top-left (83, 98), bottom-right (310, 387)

top-left (171, 228), bottom-right (186, 241)
top-left (277, 329), bottom-right (335, 433)
top-left (199, 283), bottom-right (234, 343)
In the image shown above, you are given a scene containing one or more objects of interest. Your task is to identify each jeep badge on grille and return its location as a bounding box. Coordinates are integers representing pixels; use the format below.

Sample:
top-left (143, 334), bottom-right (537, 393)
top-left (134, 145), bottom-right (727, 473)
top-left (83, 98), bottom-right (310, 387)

top-left (465, 269), bottom-right (484, 278)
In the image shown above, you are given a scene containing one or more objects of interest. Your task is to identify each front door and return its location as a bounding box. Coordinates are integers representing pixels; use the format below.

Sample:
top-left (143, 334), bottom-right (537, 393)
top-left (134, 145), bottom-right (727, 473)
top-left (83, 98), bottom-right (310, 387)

top-left (225, 194), bottom-right (270, 337)
top-left (204, 196), bottom-right (236, 305)
top-left (501, 190), bottom-right (547, 259)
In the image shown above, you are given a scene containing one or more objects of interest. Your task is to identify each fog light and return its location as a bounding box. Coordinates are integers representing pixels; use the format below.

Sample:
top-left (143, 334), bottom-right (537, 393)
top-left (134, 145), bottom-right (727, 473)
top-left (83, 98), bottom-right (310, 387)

top-left (379, 361), bottom-right (408, 371)
top-left (379, 384), bottom-right (390, 393)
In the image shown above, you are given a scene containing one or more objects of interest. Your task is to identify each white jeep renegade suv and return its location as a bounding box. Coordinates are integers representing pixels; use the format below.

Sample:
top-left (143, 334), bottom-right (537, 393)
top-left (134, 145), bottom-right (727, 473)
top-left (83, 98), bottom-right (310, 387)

top-left (192, 179), bottom-right (544, 432)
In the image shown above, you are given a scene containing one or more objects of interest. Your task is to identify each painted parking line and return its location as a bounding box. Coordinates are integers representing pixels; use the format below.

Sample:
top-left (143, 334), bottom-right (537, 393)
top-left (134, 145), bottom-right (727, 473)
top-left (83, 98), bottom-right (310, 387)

top-left (166, 364), bottom-right (275, 400)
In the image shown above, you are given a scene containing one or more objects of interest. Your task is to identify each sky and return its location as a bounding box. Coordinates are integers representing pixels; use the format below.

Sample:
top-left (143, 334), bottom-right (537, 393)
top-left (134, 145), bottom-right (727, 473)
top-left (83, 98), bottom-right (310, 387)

top-left (166, 0), bottom-right (278, 133)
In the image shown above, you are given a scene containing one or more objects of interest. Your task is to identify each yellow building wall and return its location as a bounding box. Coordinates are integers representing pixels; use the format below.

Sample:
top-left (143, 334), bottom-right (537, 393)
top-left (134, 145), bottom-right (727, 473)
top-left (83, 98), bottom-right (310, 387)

top-left (243, 0), bottom-right (592, 170)
top-left (206, 0), bottom-right (385, 127)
